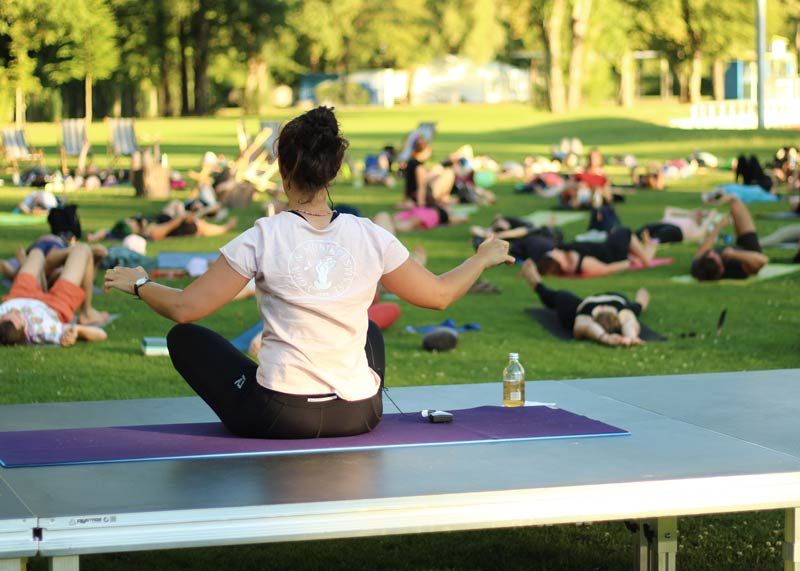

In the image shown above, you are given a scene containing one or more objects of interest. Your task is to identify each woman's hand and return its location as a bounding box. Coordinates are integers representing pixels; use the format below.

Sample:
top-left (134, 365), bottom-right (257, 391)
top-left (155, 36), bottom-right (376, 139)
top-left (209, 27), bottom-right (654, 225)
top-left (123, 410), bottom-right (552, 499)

top-left (104, 266), bottom-right (149, 296)
top-left (476, 234), bottom-right (515, 268)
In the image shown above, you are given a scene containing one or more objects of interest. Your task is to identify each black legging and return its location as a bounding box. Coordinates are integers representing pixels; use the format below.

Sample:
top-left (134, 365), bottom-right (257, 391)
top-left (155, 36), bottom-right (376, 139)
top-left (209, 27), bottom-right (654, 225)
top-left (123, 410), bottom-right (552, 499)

top-left (535, 283), bottom-right (582, 330)
top-left (167, 321), bottom-right (385, 439)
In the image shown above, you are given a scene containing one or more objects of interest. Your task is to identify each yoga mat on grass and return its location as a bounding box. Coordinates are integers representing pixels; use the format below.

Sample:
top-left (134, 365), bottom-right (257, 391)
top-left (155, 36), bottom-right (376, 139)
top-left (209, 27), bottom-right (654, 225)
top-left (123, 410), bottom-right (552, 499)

top-left (230, 322), bottom-right (263, 351)
top-left (671, 263), bottom-right (800, 285)
top-left (526, 308), bottom-right (667, 342)
top-left (554, 257), bottom-right (674, 279)
top-left (449, 204), bottom-right (479, 216)
top-left (0, 405), bottom-right (628, 468)
top-left (0, 213), bottom-right (47, 226)
top-left (157, 251), bottom-right (219, 269)
top-left (522, 211), bottom-right (587, 227)
top-left (759, 212), bottom-right (800, 220)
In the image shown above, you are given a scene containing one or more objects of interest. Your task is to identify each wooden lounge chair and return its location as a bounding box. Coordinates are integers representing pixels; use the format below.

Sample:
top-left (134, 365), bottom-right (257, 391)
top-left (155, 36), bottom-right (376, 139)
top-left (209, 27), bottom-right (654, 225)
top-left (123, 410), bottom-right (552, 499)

top-left (1, 127), bottom-right (45, 180)
top-left (259, 120), bottom-right (282, 160)
top-left (60, 119), bottom-right (91, 175)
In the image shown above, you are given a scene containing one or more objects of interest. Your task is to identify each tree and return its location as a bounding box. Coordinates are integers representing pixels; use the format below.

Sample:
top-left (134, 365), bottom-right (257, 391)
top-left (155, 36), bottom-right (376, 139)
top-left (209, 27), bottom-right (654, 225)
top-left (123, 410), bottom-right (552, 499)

top-left (48, 0), bottom-right (119, 124)
top-left (567, 0), bottom-right (592, 110)
top-left (629, 0), bottom-right (752, 103)
top-left (0, 0), bottom-right (69, 125)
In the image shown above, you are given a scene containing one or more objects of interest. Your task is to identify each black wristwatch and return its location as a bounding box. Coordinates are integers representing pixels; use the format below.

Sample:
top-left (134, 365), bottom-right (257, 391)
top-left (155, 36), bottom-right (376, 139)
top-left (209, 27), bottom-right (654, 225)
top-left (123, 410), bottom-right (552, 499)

top-left (134, 277), bottom-right (152, 298)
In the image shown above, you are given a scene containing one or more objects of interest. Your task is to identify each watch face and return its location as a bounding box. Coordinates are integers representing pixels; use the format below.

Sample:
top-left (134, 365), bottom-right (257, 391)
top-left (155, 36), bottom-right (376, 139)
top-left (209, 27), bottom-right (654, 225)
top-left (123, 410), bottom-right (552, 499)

top-left (136, 277), bottom-right (148, 286)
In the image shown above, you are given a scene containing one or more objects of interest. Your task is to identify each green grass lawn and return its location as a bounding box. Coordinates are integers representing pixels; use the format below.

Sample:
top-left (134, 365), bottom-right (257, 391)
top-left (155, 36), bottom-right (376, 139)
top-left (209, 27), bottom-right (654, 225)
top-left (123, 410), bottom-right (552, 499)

top-left (3, 100), bottom-right (799, 570)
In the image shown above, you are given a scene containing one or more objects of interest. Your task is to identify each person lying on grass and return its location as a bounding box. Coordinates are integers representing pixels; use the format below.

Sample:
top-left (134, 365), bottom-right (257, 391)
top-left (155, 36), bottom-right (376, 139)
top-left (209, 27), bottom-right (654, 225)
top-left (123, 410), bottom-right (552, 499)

top-left (104, 106), bottom-right (514, 440)
top-left (636, 207), bottom-right (719, 245)
top-left (0, 243), bottom-right (108, 346)
top-left (691, 193), bottom-right (769, 281)
top-left (470, 214), bottom-right (563, 264)
top-left (520, 258), bottom-right (650, 347)
top-left (536, 226), bottom-right (658, 278)
top-left (87, 199), bottom-right (237, 242)
top-left (1, 234), bottom-right (107, 282)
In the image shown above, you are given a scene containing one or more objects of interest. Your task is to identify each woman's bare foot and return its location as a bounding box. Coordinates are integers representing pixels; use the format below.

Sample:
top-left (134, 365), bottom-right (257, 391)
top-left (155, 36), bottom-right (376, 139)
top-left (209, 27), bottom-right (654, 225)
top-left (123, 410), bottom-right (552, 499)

top-left (635, 288), bottom-right (650, 312)
top-left (470, 225), bottom-right (488, 238)
top-left (519, 258), bottom-right (541, 288)
top-left (0, 259), bottom-right (16, 279)
top-left (79, 307), bottom-right (110, 326)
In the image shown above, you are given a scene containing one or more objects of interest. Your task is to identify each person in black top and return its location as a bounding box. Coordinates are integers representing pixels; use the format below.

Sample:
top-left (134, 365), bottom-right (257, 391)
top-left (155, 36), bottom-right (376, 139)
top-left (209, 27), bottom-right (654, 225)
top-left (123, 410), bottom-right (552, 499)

top-left (404, 137), bottom-right (456, 207)
top-left (520, 259), bottom-right (650, 347)
top-left (537, 226), bottom-right (657, 277)
top-left (690, 194), bottom-right (768, 281)
top-left (470, 214), bottom-right (564, 263)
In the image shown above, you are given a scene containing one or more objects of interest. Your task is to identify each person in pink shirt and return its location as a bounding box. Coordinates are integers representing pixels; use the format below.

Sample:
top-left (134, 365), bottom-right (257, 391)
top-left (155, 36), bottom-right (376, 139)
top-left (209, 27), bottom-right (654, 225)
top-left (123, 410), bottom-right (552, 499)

top-left (104, 107), bottom-right (513, 439)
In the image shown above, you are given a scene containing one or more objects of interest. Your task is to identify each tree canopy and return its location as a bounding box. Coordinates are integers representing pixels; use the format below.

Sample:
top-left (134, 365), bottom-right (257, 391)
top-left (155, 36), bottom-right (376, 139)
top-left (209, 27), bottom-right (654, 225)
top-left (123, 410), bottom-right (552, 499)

top-left (0, 0), bottom-right (795, 120)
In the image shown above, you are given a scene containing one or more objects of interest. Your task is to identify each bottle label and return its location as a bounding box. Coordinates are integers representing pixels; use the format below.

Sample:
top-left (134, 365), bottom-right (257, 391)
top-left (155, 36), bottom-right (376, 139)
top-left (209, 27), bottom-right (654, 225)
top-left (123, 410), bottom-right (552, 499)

top-left (510, 391), bottom-right (521, 401)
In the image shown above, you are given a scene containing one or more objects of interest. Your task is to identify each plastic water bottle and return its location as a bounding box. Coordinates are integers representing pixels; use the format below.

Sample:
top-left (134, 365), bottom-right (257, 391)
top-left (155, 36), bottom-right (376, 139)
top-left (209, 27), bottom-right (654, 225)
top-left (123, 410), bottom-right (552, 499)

top-left (502, 353), bottom-right (525, 407)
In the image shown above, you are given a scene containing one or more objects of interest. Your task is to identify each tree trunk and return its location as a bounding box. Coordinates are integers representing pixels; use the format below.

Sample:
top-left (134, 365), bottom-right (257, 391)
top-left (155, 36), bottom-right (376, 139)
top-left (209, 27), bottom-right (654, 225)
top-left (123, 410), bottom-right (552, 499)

top-left (15, 84), bottom-right (25, 128)
top-left (160, 54), bottom-right (173, 117)
top-left (542, 0), bottom-right (567, 113)
top-left (192, 4), bottom-right (210, 116)
top-left (146, 81), bottom-right (159, 118)
top-left (712, 58), bottom-right (725, 101)
top-left (179, 18), bottom-right (191, 116)
top-left (678, 68), bottom-right (689, 103)
top-left (112, 88), bottom-right (122, 118)
top-left (85, 73), bottom-right (93, 126)
top-left (406, 65), bottom-right (417, 105)
top-left (619, 50), bottom-right (635, 107)
top-left (244, 57), bottom-right (259, 115)
top-left (256, 59), bottom-right (269, 115)
top-left (659, 57), bottom-right (673, 100)
top-left (529, 58), bottom-right (539, 107)
top-left (567, 0), bottom-right (592, 111)
top-left (689, 51), bottom-right (702, 103)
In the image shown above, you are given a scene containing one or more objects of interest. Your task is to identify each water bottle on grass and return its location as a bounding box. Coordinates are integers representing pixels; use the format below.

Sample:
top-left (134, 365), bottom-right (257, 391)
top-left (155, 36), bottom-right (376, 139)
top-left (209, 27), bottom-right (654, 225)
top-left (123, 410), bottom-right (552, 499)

top-left (503, 353), bottom-right (525, 407)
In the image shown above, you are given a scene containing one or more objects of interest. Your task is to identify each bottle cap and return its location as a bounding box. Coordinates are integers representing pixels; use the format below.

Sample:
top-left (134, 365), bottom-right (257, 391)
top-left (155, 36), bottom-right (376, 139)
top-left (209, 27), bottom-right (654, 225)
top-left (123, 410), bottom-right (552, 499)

top-left (509, 352), bottom-right (519, 360)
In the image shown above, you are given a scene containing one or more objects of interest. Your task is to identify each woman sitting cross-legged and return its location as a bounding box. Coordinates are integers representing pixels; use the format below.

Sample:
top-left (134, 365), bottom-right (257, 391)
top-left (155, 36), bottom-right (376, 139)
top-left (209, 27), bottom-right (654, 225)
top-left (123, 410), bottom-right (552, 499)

top-left (520, 259), bottom-right (650, 347)
top-left (104, 106), bottom-right (514, 440)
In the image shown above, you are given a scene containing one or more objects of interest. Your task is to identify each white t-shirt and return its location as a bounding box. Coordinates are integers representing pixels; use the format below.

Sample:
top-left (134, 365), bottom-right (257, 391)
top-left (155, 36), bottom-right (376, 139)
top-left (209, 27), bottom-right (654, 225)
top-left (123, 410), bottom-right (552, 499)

top-left (220, 212), bottom-right (409, 401)
top-left (0, 298), bottom-right (64, 345)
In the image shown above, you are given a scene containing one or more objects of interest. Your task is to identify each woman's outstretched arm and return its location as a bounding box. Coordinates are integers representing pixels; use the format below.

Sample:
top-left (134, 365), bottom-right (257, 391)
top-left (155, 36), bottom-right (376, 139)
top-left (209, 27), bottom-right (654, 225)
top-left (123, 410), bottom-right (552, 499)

top-left (380, 235), bottom-right (514, 310)
top-left (104, 257), bottom-right (250, 323)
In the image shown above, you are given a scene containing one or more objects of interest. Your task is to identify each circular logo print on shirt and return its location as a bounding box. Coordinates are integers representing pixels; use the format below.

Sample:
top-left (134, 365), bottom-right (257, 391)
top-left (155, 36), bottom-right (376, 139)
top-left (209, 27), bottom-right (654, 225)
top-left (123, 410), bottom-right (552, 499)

top-left (289, 240), bottom-right (356, 298)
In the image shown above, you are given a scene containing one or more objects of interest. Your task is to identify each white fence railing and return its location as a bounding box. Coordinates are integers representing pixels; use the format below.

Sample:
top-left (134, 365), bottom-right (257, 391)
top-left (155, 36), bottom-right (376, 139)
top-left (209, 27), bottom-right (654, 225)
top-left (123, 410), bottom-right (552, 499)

top-left (670, 99), bottom-right (800, 129)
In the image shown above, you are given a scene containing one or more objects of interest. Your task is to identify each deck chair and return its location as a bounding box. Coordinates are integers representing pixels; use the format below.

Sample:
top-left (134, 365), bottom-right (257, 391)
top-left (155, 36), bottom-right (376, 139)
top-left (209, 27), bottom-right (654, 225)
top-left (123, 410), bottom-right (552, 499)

top-left (259, 121), bottom-right (282, 160)
top-left (60, 119), bottom-right (91, 175)
top-left (234, 124), bottom-right (280, 193)
top-left (1, 127), bottom-right (45, 179)
top-left (396, 121), bottom-right (437, 164)
top-left (106, 118), bottom-right (140, 169)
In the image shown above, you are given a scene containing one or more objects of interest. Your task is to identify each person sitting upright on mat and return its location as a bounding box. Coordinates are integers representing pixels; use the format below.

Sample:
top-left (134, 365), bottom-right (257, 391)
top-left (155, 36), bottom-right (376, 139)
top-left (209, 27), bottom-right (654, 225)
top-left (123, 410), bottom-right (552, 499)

top-left (520, 258), bottom-right (650, 347)
top-left (0, 243), bottom-right (109, 346)
top-left (690, 194), bottom-right (769, 281)
top-left (103, 106), bottom-right (514, 440)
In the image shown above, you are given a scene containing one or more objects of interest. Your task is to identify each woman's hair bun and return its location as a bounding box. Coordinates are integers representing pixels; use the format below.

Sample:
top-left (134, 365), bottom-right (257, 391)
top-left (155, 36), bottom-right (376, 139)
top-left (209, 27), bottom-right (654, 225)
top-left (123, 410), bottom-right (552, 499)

top-left (305, 106), bottom-right (339, 136)
top-left (277, 106), bottom-right (350, 196)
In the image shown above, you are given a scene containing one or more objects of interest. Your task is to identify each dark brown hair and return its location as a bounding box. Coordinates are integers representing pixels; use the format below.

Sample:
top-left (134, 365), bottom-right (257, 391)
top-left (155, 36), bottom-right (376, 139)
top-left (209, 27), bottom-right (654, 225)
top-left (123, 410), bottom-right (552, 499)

top-left (595, 310), bottom-right (622, 334)
top-left (0, 320), bottom-right (27, 346)
top-left (691, 252), bottom-right (723, 281)
top-left (412, 136), bottom-right (430, 156)
top-left (537, 255), bottom-right (563, 276)
top-left (277, 106), bottom-right (349, 199)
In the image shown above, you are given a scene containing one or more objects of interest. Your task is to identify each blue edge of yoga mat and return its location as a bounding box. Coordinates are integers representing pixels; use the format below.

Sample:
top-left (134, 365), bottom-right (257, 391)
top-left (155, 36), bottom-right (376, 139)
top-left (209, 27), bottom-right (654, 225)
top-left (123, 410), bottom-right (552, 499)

top-left (0, 406), bottom-right (629, 468)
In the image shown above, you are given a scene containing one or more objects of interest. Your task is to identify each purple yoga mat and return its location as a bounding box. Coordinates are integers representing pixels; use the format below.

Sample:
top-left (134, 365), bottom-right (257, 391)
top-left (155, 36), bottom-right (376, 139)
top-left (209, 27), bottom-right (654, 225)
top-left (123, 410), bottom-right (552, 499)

top-left (0, 406), bottom-right (628, 468)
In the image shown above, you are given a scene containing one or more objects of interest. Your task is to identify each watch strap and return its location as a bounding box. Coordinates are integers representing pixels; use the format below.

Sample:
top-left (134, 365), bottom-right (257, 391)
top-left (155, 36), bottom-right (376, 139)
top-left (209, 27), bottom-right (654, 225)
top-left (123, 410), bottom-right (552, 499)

top-left (134, 278), bottom-right (151, 298)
